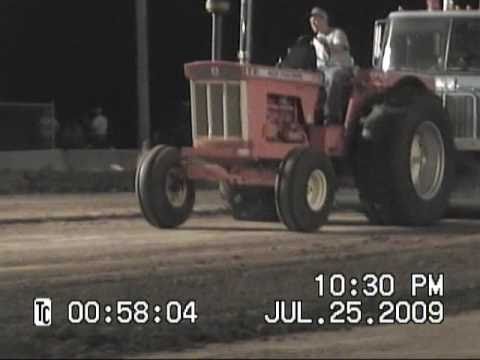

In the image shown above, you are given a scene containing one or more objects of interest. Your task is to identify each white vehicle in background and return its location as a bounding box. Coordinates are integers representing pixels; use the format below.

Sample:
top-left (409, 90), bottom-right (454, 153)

top-left (374, 7), bottom-right (480, 152)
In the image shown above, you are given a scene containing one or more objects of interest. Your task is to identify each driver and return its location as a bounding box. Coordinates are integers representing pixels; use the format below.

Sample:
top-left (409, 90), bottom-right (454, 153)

top-left (309, 7), bottom-right (355, 125)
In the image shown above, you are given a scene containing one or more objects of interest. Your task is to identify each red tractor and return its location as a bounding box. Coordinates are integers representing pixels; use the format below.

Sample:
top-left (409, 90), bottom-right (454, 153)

top-left (136, 0), bottom-right (456, 233)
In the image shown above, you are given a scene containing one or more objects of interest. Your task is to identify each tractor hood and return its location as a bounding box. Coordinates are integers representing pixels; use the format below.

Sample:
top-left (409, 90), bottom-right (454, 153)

top-left (185, 61), bottom-right (324, 85)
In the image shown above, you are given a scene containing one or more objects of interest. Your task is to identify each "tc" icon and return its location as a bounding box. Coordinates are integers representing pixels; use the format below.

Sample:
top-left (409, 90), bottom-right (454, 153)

top-left (33, 298), bottom-right (52, 327)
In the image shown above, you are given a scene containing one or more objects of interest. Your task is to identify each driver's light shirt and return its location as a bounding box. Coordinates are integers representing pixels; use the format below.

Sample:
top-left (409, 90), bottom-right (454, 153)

top-left (313, 34), bottom-right (331, 68)
top-left (313, 29), bottom-right (354, 68)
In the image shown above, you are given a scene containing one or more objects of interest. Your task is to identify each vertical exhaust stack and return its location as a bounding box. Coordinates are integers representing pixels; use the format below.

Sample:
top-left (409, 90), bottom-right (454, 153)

top-left (427, 0), bottom-right (454, 11)
top-left (239, 0), bottom-right (254, 64)
top-left (443, 0), bottom-right (454, 10)
top-left (206, 0), bottom-right (231, 61)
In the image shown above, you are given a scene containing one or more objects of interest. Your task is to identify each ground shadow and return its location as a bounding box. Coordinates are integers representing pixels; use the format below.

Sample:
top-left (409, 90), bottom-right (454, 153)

top-left (184, 217), bottom-right (480, 237)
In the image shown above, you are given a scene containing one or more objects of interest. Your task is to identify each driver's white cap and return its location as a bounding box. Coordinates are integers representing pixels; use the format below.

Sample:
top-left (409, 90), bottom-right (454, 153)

top-left (310, 7), bottom-right (328, 20)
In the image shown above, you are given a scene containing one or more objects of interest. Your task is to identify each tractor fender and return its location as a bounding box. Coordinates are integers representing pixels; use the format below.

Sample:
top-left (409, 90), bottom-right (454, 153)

top-left (357, 76), bottom-right (432, 142)
top-left (359, 103), bottom-right (406, 141)
top-left (346, 74), bottom-right (436, 155)
top-left (388, 76), bottom-right (430, 96)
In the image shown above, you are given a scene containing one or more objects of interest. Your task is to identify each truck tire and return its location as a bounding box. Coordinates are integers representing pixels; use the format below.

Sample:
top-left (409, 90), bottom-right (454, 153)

top-left (135, 149), bottom-right (149, 206)
top-left (136, 146), bottom-right (195, 229)
top-left (354, 92), bottom-right (455, 226)
top-left (219, 182), bottom-right (279, 222)
top-left (276, 148), bottom-right (336, 233)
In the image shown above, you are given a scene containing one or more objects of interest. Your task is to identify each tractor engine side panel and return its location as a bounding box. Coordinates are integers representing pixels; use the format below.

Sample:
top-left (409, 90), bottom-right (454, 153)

top-left (245, 78), bottom-right (318, 160)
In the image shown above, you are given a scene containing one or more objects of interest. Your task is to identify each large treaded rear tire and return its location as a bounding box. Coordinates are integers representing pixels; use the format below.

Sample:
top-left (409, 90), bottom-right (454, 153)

top-left (136, 146), bottom-right (195, 229)
top-left (354, 92), bottom-right (455, 226)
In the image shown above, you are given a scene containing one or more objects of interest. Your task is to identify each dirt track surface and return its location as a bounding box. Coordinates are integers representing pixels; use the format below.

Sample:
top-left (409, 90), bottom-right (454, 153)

top-left (145, 310), bottom-right (480, 359)
top-left (0, 197), bottom-right (479, 358)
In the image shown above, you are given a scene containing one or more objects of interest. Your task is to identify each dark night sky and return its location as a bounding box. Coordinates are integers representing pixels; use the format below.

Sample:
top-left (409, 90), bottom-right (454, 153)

top-left (0, 0), bottom-right (476, 147)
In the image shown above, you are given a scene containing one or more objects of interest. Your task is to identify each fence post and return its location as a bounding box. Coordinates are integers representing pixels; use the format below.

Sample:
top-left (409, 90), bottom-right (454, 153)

top-left (136, 0), bottom-right (151, 149)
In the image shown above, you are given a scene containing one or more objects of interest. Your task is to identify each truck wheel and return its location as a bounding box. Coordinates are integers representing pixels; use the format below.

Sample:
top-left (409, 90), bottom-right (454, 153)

top-left (219, 182), bottom-right (278, 222)
top-left (136, 146), bottom-right (195, 228)
top-left (355, 93), bottom-right (455, 226)
top-left (276, 148), bottom-right (336, 233)
top-left (135, 150), bottom-right (150, 205)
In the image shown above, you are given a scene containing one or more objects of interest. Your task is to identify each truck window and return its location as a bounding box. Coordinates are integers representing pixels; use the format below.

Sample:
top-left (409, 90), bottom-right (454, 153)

top-left (382, 18), bottom-right (449, 72)
top-left (448, 19), bottom-right (480, 72)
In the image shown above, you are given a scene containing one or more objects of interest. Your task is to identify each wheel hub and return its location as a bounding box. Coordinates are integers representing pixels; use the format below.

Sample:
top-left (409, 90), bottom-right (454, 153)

top-left (165, 168), bottom-right (188, 208)
top-left (306, 169), bottom-right (328, 212)
top-left (410, 122), bottom-right (446, 201)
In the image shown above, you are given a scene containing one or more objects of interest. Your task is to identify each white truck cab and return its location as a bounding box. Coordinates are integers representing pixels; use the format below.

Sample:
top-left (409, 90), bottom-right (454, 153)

top-left (375, 10), bottom-right (480, 150)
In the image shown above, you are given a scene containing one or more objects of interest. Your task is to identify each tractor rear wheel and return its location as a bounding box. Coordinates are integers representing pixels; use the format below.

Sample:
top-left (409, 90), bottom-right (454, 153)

top-left (219, 182), bottom-right (279, 222)
top-left (276, 148), bottom-right (336, 233)
top-left (136, 146), bottom-right (195, 228)
top-left (354, 92), bottom-right (455, 226)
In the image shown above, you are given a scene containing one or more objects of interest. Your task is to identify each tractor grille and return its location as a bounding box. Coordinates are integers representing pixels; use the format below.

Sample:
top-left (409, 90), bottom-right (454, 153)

top-left (445, 93), bottom-right (478, 139)
top-left (190, 81), bottom-right (244, 140)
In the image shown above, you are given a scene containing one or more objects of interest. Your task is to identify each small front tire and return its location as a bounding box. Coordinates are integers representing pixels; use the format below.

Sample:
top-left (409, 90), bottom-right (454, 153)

top-left (276, 148), bottom-right (336, 233)
top-left (136, 146), bottom-right (195, 229)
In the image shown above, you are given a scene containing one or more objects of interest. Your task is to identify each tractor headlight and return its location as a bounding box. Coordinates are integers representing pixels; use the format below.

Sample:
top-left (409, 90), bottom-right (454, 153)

top-left (435, 77), bottom-right (458, 92)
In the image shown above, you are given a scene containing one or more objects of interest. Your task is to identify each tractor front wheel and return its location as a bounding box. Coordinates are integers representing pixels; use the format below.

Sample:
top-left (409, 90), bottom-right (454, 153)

top-left (136, 146), bottom-right (195, 229)
top-left (276, 148), bottom-right (336, 233)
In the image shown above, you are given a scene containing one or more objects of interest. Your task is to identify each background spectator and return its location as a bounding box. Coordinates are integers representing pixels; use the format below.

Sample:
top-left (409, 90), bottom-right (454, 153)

top-left (90, 106), bottom-right (109, 148)
top-left (37, 107), bottom-right (59, 149)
